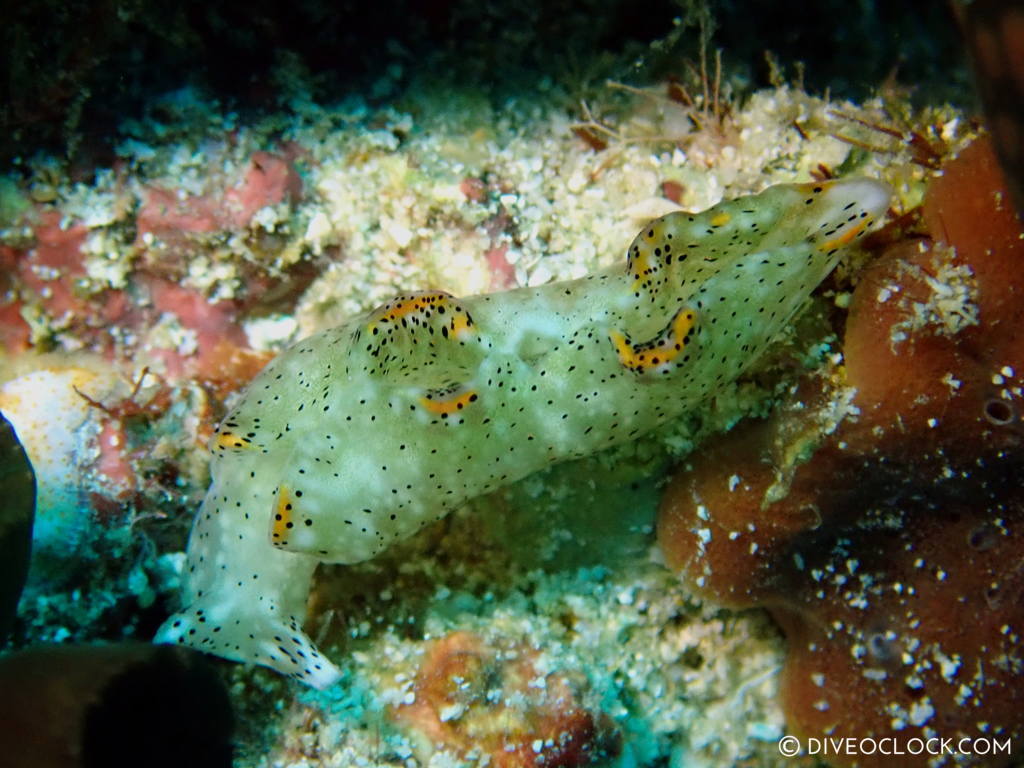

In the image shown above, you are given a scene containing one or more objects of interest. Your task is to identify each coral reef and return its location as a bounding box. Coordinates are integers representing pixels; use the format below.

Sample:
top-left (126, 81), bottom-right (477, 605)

top-left (0, 9), bottom-right (980, 760)
top-left (0, 0), bottom-right (970, 169)
top-left (658, 135), bottom-right (1024, 767)
top-left (0, 0), bottom-right (692, 164)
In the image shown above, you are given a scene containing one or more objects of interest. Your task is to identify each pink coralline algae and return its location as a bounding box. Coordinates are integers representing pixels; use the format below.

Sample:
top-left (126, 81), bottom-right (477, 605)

top-left (135, 150), bottom-right (303, 243)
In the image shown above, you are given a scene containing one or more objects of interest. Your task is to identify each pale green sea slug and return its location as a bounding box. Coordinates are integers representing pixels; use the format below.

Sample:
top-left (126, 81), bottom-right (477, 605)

top-left (155, 178), bottom-right (892, 688)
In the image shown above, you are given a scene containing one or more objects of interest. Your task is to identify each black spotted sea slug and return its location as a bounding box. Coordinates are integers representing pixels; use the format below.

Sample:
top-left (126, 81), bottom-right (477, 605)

top-left (155, 178), bottom-right (891, 688)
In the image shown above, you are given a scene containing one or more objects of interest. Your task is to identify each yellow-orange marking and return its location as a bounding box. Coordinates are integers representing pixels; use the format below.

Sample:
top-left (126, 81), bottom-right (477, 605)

top-left (272, 485), bottom-right (294, 546)
top-left (419, 389), bottom-right (479, 415)
top-left (610, 310), bottom-right (696, 372)
top-left (629, 249), bottom-right (651, 274)
top-left (366, 291), bottom-right (476, 340)
top-left (628, 249), bottom-right (655, 292)
top-left (367, 292), bottom-right (449, 331)
top-left (215, 432), bottom-right (253, 450)
top-left (819, 219), bottom-right (870, 252)
top-left (710, 212), bottom-right (731, 227)
top-left (449, 312), bottom-right (474, 339)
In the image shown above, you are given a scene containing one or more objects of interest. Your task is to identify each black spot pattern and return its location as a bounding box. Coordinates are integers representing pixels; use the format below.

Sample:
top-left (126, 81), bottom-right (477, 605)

top-left (154, 178), bottom-right (891, 689)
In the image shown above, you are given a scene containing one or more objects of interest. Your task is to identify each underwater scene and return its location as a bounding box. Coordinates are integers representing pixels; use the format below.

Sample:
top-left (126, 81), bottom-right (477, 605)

top-left (1, 0), bottom-right (1022, 766)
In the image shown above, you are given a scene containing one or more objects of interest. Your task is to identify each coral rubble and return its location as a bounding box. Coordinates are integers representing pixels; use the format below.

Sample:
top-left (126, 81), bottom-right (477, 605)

top-left (393, 631), bottom-right (619, 767)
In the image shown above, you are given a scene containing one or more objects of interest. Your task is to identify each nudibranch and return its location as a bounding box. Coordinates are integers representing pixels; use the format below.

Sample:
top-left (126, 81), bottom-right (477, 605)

top-left (155, 178), bottom-right (892, 688)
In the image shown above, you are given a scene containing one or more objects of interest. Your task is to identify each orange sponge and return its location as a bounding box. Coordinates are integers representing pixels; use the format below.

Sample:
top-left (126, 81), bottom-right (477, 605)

top-left (658, 136), bottom-right (1024, 767)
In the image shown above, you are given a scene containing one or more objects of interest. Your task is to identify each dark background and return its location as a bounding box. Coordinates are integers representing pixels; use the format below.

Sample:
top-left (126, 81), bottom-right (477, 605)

top-left (0, 0), bottom-right (968, 164)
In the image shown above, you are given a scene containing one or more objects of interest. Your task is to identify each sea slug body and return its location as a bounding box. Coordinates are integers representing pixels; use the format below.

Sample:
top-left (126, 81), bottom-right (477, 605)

top-left (154, 178), bottom-right (892, 688)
